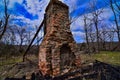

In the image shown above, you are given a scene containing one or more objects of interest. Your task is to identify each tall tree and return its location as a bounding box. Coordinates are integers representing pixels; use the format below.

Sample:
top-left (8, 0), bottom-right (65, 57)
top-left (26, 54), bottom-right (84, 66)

top-left (109, 0), bottom-right (120, 42)
top-left (83, 15), bottom-right (91, 53)
top-left (0, 0), bottom-right (10, 40)
top-left (15, 26), bottom-right (27, 53)
top-left (89, 0), bottom-right (104, 52)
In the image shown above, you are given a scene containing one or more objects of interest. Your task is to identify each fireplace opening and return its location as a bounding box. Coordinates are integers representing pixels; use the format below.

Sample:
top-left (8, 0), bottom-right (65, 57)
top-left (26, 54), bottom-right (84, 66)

top-left (60, 44), bottom-right (72, 70)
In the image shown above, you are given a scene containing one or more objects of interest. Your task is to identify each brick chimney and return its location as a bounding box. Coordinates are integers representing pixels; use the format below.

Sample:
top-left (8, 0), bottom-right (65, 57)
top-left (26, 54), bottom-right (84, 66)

top-left (39, 0), bottom-right (81, 76)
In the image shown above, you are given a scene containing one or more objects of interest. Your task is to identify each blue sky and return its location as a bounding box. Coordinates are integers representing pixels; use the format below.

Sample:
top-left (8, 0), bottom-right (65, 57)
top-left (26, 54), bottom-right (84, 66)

top-left (0, 0), bottom-right (120, 43)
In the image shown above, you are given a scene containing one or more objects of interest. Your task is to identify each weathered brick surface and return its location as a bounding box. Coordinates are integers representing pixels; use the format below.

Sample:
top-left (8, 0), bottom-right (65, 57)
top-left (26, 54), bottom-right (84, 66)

top-left (39, 0), bottom-right (81, 76)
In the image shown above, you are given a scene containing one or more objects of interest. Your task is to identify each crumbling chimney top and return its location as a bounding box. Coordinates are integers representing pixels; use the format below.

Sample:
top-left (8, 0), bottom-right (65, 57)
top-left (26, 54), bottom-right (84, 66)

top-left (46, 0), bottom-right (68, 12)
top-left (50, 0), bottom-right (59, 2)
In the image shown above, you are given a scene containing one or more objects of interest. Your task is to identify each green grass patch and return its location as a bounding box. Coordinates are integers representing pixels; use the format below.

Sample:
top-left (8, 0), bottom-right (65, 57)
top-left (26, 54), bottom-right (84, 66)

top-left (0, 56), bottom-right (23, 73)
top-left (94, 51), bottom-right (120, 66)
top-left (0, 55), bottom-right (37, 66)
top-left (0, 56), bottom-right (22, 66)
top-left (81, 51), bottom-right (120, 66)
top-left (0, 55), bottom-right (38, 72)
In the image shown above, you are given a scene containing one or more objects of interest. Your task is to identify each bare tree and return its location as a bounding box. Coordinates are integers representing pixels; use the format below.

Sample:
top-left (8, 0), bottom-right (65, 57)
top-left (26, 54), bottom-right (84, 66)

top-left (103, 0), bottom-right (120, 50)
top-left (7, 26), bottom-right (16, 45)
top-left (88, 0), bottom-right (104, 52)
top-left (83, 15), bottom-right (91, 53)
top-left (23, 20), bottom-right (44, 61)
top-left (89, 31), bottom-right (96, 53)
top-left (0, 0), bottom-right (10, 40)
top-left (99, 25), bottom-right (108, 51)
top-left (15, 26), bottom-right (27, 53)
top-left (25, 30), bottom-right (32, 45)
top-left (107, 30), bottom-right (115, 50)
top-left (109, 0), bottom-right (120, 42)
top-left (99, 24), bottom-right (113, 51)
top-left (3, 26), bottom-right (16, 45)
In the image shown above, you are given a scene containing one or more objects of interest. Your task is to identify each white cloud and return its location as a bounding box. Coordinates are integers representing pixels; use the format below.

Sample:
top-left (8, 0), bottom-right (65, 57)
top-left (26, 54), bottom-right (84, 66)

top-left (23, 0), bottom-right (49, 15)
top-left (12, 15), bottom-right (42, 27)
top-left (72, 31), bottom-right (85, 42)
top-left (63, 0), bottom-right (78, 13)
top-left (100, 8), bottom-right (113, 19)
top-left (20, 0), bottom-right (49, 30)
top-left (70, 17), bottom-right (84, 31)
top-left (9, 0), bottom-right (23, 8)
top-left (72, 31), bottom-right (85, 37)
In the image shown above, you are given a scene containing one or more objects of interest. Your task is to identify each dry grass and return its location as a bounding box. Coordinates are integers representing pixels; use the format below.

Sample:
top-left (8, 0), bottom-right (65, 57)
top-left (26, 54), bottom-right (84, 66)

top-left (0, 55), bottom-right (37, 72)
top-left (81, 51), bottom-right (120, 66)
